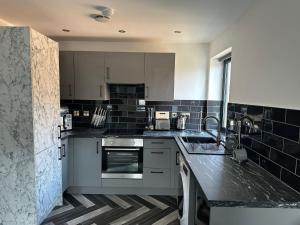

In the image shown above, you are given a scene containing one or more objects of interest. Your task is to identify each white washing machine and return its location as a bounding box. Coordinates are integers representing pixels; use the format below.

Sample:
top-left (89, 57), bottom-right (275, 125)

top-left (178, 154), bottom-right (196, 225)
top-left (195, 186), bottom-right (210, 225)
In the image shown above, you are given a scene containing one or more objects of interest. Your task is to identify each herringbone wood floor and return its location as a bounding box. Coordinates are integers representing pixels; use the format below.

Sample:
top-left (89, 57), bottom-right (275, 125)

top-left (42, 193), bottom-right (179, 225)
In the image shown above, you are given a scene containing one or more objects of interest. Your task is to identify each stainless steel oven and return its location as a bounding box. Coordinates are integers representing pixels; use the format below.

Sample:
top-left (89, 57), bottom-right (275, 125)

top-left (101, 138), bottom-right (143, 179)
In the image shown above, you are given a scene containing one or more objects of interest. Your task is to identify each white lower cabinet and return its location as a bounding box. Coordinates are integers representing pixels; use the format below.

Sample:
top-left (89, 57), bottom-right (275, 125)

top-left (73, 138), bottom-right (102, 187)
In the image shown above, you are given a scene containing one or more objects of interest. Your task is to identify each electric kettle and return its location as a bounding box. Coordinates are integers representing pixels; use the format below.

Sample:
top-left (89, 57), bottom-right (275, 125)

top-left (177, 114), bottom-right (188, 130)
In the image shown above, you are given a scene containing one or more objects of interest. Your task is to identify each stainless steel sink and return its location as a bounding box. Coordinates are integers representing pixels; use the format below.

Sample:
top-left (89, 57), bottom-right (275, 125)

top-left (181, 136), bottom-right (216, 144)
top-left (180, 136), bottom-right (231, 155)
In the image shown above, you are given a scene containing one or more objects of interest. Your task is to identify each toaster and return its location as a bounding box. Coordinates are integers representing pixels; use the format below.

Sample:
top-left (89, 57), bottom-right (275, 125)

top-left (155, 111), bottom-right (170, 130)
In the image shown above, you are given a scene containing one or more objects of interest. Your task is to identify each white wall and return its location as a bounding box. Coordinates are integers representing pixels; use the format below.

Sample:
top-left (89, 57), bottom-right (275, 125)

top-left (210, 0), bottom-right (300, 110)
top-left (0, 18), bottom-right (13, 26)
top-left (207, 58), bottom-right (223, 101)
top-left (59, 41), bottom-right (209, 100)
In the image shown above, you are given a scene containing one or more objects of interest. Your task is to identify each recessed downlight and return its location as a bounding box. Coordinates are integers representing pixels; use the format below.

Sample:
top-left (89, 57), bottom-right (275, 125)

top-left (62, 29), bottom-right (70, 32)
top-left (174, 30), bottom-right (182, 34)
top-left (118, 29), bottom-right (126, 33)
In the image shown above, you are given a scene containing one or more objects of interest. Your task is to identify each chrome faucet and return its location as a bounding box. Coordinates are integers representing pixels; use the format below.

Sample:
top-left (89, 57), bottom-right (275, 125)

top-left (236, 115), bottom-right (254, 148)
top-left (203, 115), bottom-right (221, 146)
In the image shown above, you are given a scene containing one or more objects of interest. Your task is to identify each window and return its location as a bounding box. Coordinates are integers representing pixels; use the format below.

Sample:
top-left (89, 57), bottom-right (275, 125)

top-left (221, 57), bottom-right (231, 128)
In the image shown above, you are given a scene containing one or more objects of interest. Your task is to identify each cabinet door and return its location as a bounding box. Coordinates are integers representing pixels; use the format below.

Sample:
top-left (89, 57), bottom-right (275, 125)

top-left (143, 168), bottom-right (171, 188)
top-left (61, 138), bottom-right (69, 192)
top-left (73, 138), bottom-right (101, 187)
top-left (59, 51), bottom-right (75, 99)
top-left (145, 53), bottom-right (175, 101)
top-left (105, 52), bottom-right (145, 84)
top-left (144, 148), bottom-right (171, 169)
top-left (74, 52), bottom-right (108, 100)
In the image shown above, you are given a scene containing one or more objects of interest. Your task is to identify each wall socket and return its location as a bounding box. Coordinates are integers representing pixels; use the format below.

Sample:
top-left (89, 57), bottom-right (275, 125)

top-left (83, 111), bottom-right (90, 117)
top-left (171, 112), bottom-right (178, 118)
top-left (73, 110), bottom-right (80, 117)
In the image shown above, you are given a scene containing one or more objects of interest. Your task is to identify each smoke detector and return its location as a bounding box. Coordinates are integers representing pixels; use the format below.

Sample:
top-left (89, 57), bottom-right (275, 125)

top-left (94, 6), bottom-right (114, 23)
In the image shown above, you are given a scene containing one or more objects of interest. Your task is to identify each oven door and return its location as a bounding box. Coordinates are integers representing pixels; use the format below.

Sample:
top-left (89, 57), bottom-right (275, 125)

top-left (102, 147), bottom-right (143, 179)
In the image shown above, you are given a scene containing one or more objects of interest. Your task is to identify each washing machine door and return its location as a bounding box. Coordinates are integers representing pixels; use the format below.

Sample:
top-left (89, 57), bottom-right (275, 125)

top-left (179, 155), bottom-right (190, 225)
top-left (195, 189), bottom-right (210, 225)
top-left (177, 172), bottom-right (184, 219)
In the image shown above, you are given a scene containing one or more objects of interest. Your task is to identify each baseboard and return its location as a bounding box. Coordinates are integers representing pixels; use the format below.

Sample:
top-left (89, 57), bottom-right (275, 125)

top-left (67, 186), bottom-right (179, 196)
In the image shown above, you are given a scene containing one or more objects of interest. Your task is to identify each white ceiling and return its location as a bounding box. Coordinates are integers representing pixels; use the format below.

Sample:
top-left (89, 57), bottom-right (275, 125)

top-left (0, 0), bottom-right (255, 43)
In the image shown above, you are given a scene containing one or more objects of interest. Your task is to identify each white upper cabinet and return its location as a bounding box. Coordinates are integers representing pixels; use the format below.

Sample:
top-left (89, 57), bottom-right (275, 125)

top-left (105, 52), bottom-right (145, 84)
top-left (145, 53), bottom-right (175, 101)
top-left (74, 52), bottom-right (108, 100)
top-left (59, 51), bottom-right (75, 99)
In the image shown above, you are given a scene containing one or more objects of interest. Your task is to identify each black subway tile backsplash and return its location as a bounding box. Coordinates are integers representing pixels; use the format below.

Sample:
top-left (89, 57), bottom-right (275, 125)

top-left (269, 149), bottom-right (296, 172)
top-left (177, 105), bottom-right (190, 112)
top-left (261, 132), bottom-right (283, 151)
top-left (265, 107), bottom-right (286, 122)
top-left (283, 139), bottom-right (300, 160)
top-left (246, 148), bottom-right (260, 164)
top-left (251, 140), bottom-right (270, 157)
top-left (286, 109), bottom-right (300, 127)
top-left (247, 105), bottom-right (263, 117)
top-left (228, 102), bottom-right (300, 193)
top-left (241, 136), bottom-right (252, 148)
top-left (190, 106), bottom-right (203, 112)
top-left (281, 169), bottom-right (300, 193)
top-left (273, 122), bottom-right (299, 142)
top-left (261, 119), bottom-right (273, 133)
top-left (62, 84), bottom-right (223, 133)
top-left (260, 156), bottom-right (281, 178)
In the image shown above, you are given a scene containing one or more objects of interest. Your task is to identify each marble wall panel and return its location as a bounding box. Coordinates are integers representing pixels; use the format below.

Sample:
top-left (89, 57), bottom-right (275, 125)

top-left (0, 27), bottom-right (37, 225)
top-left (35, 144), bottom-right (62, 224)
top-left (0, 27), bottom-right (61, 225)
top-left (30, 29), bottom-right (60, 154)
top-left (30, 29), bottom-right (62, 223)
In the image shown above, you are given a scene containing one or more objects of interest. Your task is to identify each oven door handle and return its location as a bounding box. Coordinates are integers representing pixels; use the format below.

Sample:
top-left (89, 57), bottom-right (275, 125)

top-left (103, 147), bottom-right (140, 151)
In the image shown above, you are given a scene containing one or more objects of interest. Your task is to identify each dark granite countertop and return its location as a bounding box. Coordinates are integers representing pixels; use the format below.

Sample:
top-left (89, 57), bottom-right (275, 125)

top-left (175, 136), bottom-right (300, 208)
top-left (61, 128), bottom-right (207, 140)
top-left (61, 128), bottom-right (300, 209)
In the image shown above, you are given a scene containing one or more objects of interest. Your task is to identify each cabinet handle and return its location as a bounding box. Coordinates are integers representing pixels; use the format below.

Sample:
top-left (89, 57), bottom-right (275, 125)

top-left (58, 125), bottom-right (61, 139)
top-left (151, 171), bottom-right (164, 174)
top-left (62, 144), bottom-right (66, 157)
top-left (106, 67), bottom-right (110, 80)
top-left (145, 86), bottom-right (149, 98)
top-left (96, 141), bottom-right (99, 154)
top-left (58, 146), bottom-right (62, 160)
top-left (151, 151), bottom-right (164, 154)
top-left (176, 152), bottom-right (179, 165)
top-left (100, 85), bottom-right (102, 97)
top-left (68, 84), bottom-right (72, 97)
top-left (151, 141), bottom-right (164, 145)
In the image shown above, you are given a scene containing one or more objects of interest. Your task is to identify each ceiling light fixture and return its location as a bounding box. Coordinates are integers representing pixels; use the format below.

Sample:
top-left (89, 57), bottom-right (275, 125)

top-left (174, 30), bottom-right (182, 34)
top-left (94, 6), bottom-right (114, 23)
top-left (118, 30), bottom-right (126, 33)
top-left (62, 29), bottom-right (70, 32)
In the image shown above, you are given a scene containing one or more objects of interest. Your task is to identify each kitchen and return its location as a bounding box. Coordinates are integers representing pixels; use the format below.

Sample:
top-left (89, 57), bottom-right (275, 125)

top-left (0, 0), bottom-right (300, 225)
